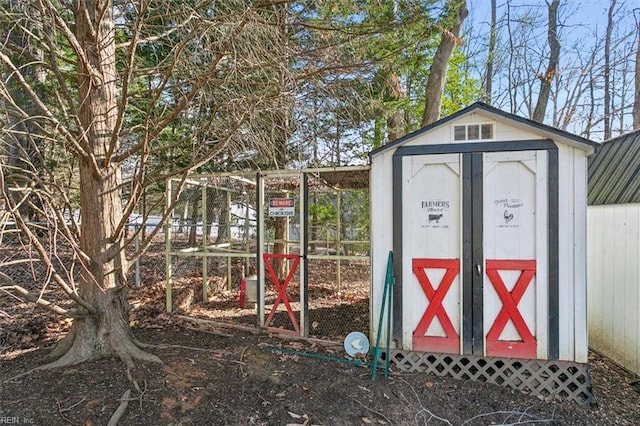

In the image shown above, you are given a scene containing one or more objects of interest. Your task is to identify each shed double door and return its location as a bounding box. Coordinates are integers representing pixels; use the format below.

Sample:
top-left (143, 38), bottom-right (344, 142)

top-left (401, 150), bottom-right (548, 359)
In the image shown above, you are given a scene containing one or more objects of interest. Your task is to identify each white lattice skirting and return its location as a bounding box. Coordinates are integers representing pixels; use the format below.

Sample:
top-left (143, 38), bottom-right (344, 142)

top-left (387, 350), bottom-right (594, 406)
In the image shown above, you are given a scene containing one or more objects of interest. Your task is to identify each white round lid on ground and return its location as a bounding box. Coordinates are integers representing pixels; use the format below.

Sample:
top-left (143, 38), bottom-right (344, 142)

top-left (344, 331), bottom-right (370, 356)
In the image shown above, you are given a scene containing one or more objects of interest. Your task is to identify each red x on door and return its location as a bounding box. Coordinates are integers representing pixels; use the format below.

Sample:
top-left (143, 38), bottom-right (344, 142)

top-left (485, 259), bottom-right (537, 358)
top-left (412, 258), bottom-right (460, 353)
top-left (263, 254), bottom-right (300, 334)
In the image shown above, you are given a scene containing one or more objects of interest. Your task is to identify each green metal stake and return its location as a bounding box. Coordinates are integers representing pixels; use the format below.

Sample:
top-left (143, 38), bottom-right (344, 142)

top-left (372, 251), bottom-right (394, 380)
top-left (384, 254), bottom-right (395, 378)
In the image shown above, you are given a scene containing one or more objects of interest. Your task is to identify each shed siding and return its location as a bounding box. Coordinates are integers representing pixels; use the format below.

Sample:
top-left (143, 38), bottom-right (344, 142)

top-left (370, 152), bottom-right (395, 345)
top-left (573, 148), bottom-right (589, 362)
top-left (588, 204), bottom-right (640, 374)
top-left (557, 145), bottom-right (575, 361)
top-left (494, 121), bottom-right (543, 142)
top-left (554, 146), bottom-right (589, 363)
top-left (402, 125), bottom-right (450, 147)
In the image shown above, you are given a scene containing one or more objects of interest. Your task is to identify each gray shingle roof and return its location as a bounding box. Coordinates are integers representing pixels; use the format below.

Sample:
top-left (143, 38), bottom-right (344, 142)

top-left (588, 130), bottom-right (640, 205)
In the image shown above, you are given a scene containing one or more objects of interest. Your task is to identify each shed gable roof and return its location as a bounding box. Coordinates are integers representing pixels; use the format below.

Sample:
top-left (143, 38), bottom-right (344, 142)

top-left (369, 102), bottom-right (597, 161)
top-left (589, 129), bottom-right (640, 205)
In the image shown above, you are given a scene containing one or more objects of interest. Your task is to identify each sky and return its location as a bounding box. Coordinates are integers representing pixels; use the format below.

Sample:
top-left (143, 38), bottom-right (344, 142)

top-left (464, 0), bottom-right (639, 140)
top-left (468, 0), bottom-right (635, 35)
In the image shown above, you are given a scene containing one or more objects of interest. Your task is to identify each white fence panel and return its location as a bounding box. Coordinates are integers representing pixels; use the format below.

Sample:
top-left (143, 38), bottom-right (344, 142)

top-left (587, 204), bottom-right (640, 374)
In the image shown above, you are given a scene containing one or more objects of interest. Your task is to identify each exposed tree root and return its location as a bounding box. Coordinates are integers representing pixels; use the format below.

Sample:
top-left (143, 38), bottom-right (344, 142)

top-left (2, 340), bottom-right (160, 396)
top-left (107, 389), bottom-right (131, 426)
top-left (46, 327), bottom-right (77, 360)
top-left (42, 338), bottom-right (161, 371)
top-left (33, 317), bottom-right (163, 394)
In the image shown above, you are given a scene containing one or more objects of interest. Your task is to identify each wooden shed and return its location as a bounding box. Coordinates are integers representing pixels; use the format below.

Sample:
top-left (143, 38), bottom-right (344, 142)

top-left (588, 129), bottom-right (640, 375)
top-left (369, 102), bottom-right (597, 404)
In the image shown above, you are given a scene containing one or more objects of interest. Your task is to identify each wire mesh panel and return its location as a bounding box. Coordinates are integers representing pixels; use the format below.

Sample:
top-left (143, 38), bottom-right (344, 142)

top-left (305, 170), bottom-right (370, 341)
top-left (166, 175), bottom-right (258, 325)
top-left (306, 258), bottom-right (370, 339)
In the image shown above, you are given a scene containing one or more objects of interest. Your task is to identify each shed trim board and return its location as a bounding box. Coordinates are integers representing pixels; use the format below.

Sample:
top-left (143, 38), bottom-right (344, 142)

top-left (470, 153), bottom-right (485, 355)
top-left (461, 154), bottom-right (474, 353)
top-left (391, 139), bottom-right (559, 359)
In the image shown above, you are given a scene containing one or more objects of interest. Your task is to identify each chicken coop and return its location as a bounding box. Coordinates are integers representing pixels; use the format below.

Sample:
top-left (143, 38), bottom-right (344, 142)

top-left (164, 167), bottom-right (370, 341)
top-left (369, 102), bottom-right (597, 404)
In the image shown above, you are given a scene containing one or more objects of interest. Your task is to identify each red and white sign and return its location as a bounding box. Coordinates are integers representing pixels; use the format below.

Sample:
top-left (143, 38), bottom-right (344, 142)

top-left (269, 198), bottom-right (295, 216)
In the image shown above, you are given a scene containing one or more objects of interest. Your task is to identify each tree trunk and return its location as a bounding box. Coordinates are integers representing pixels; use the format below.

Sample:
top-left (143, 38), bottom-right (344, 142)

top-left (188, 194), bottom-right (200, 246)
top-left (532, 0), bottom-right (560, 123)
top-left (49, 0), bottom-right (159, 369)
top-left (386, 73), bottom-right (406, 142)
top-left (421, 0), bottom-right (468, 126)
top-left (271, 3), bottom-right (292, 280)
top-left (604, 0), bottom-right (617, 139)
top-left (634, 11), bottom-right (640, 129)
top-left (273, 217), bottom-right (288, 279)
top-left (484, 0), bottom-right (497, 103)
top-left (215, 202), bottom-right (229, 245)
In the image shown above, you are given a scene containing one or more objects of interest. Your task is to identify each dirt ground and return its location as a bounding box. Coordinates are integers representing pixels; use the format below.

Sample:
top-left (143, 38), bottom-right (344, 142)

top-left (1, 314), bottom-right (640, 425)
top-left (2, 246), bottom-right (640, 425)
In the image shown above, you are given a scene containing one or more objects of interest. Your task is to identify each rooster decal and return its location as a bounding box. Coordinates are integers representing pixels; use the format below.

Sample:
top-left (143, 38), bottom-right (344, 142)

top-left (504, 210), bottom-right (514, 223)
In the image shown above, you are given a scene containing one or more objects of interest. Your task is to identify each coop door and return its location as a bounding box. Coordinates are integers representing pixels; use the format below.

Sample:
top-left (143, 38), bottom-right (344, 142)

top-left (401, 154), bottom-right (462, 353)
top-left (481, 151), bottom-right (548, 359)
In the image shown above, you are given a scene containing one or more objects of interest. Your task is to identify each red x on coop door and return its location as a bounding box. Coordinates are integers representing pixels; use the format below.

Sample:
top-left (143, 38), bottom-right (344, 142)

top-left (263, 253), bottom-right (300, 334)
top-left (485, 259), bottom-right (537, 358)
top-left (411, 258), bottom-right (460, 354)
